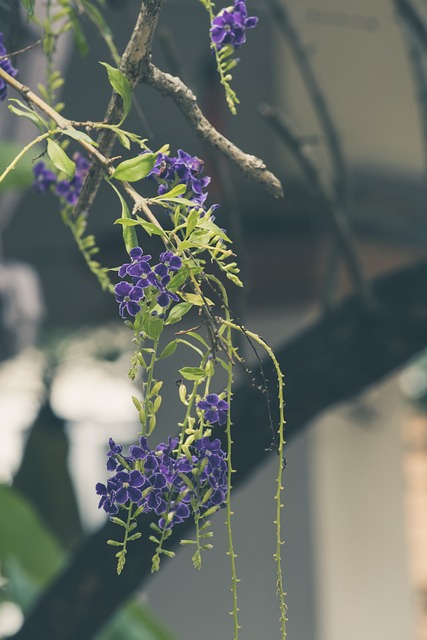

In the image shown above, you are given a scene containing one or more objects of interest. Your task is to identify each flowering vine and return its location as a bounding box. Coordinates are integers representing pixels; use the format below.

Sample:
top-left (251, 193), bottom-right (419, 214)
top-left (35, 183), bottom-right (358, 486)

top-left (0, 2), bottom-right (287, 637)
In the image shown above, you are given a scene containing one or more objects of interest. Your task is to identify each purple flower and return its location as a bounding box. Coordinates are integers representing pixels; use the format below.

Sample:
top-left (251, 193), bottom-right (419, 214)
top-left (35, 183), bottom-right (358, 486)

top-left (114, 280), bottom-right (144, 318)
top-left (32, 162), bottom-right (56, 194)
top-left (118, 247), bottom-right (152, 278)
top-left (97, 435), bottom-right (228, 527)
top-left (197, 393), bottom-right (229, 426)
top-left (159, 251), bottom-right (182, 271)
top-left (210, 0), bottom-right (258, 51)
top-left (148, 149), bottom-right (211, 207)
top-left (96, 479), bottom-right (119, 515)
top-left (55, 152), bottom-right (90, 206)
top-left (114, 469), bottom-right (146, 504)
top-left (0, 33), bottom-right (18, 102)
top-left (106, 437), bottom-right (123, 472)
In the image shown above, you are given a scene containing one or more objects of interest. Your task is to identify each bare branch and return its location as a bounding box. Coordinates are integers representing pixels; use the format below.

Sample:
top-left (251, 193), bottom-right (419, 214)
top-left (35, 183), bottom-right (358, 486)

top-left (259, 103), bottom-right (374, 307)
top-left (144, 63), bottom-right (284, 199)
top-left (74, 0), bottom-right (165, 217)
top-left (265, 0), bottom-right (348, 200)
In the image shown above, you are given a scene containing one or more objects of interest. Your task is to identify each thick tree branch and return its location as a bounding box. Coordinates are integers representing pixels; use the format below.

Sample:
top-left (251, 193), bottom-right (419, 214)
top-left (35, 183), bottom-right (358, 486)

top-left (11, 258), bottom-right (427, 640)
top-left (144, 63), bottom-right (284, 198)
top-left (259, 103), bottom-right (373, 306)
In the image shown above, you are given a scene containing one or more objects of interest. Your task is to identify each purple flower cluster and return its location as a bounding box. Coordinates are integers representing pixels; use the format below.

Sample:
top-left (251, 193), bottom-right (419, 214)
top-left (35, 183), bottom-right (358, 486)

top-left (32, 162), bottom-right (57, 193)
top-left (96, 435), bottom-right (228, 529)
top-left (198, 393), bottom-right (229, 426)
top-left (210, 0), bottom-right (258, 51)
top-left (56, 153), bottom-right (90, 205)
top-left (0, 33), bottom-right (17, 102)
top-left (148, 149), bottom-right (211, 206)
top-left (31, 152), bottom-right (90, 205)
top-left (115, 247), bottom-right (182, 318)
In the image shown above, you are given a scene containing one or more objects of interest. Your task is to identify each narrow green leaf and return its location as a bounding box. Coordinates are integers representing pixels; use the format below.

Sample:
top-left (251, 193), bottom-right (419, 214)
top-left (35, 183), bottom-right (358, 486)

top-left (114, 217), bottom-right (140, 227)
top-left (179, 367), bottom-right (206, 381)
top-left (21, 0), bottom-right (35, 16)
top-left (165, 302), bottom-right (192, 325)
top-left (63, 129), bottom-right (98, 146)
top-left (111, 153), bottom-right (157, 182)
top-left (185, 208), bottom-right (200, 237)
top-left (109, 182), bottom-right (138, 253)
top-left (151, 183), bottom-right (186, 200)
top-left (100, 62), bottom-right (132, 123)
top-left (47, 139), bottom-right (75, 179)
top-left (8, 102), bottom-right (47, 132)
top-left (145, 317), bottom-right (163, 341)
top-left (158, 340), bottom-right (177, 359)
top-left (135, 217), bottom-right (167, 238)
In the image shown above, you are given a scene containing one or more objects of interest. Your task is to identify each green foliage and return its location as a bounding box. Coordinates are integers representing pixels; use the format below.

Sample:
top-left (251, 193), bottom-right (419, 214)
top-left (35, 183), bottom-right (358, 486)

top-left (0, 142), bottom-right (34, 193)
top-left (100, 62), bottom-right (132, 124)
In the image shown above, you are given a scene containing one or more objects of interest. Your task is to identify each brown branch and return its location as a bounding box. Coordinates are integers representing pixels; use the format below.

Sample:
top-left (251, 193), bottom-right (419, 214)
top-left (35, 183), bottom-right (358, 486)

top-left (73, 0), bottom-right (165, 217)
top-left (259, 103), bottom-right (374, 307)
top-left (144, 63), bottom-right (284, 199)
top-left (9, 258), bottom-right (427, 640)
top-left (0, 65), bottom-right (163, 232)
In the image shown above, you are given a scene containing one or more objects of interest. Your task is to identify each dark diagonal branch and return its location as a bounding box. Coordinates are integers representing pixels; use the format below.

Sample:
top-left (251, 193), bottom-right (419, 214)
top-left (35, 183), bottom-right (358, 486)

top-left (395, 0), bottom-right (427, 49)
top-left (11, 258), bottom-right (427, 640)
top-left (396, 0), bottom-right (427, 173)
top-left (144, 63), bottom-right (284, 198)
top-left (265, 0), bottom-right (348, 200)
top-left (259, 104), bottom-right (373, 306)
top-left (74, 0), bottom-right (164, 217)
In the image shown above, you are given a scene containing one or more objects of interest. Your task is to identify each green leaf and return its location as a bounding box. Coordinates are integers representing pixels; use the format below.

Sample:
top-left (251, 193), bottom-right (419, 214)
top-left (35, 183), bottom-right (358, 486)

top-left (0, 485), bottom-right (63, 588)
top-left (145, 317), bottom-right (164, 341)
top-left (185, 208), bottom-right (199, 237)
top-left (21, 0), bottom-right (35, 16)
top-left (179, 367), bottom-right (206, 381)
top-left (8, 100), bottom-right (47, 132)
top-left (151, 183), bottom-right (186, 200)
top-left (114, 217), bottom-right (140, 227)
top-left (165, 302), bottom-right (192, 325)
top-left (158, 340), bottom-right (177, 359)
top-left (182, 293), bottom-right (214, 306)
top-left (100, 62), bottom-right (132, 123)
top-left (135, 217), bottom-right (167, 238)
top-left (47, 139), bottom-right (75, 179)
top-left (108, 182), bottom-right (138, 253)
top-left (63, 129), bottom-right (98, 146)
top-left (111, 153), bottom-right (157, 182)
top-left (98, 600), bottom-right (176, 640)
top-left (69, 13), bottom-right (89, 56)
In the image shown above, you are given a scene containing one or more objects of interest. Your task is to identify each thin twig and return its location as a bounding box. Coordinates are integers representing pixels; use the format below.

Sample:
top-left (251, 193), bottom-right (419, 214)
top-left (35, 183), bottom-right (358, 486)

top-left (0, 38), bottom-right (42, 61)
top-left (259, 103), bottom-right (374, 308)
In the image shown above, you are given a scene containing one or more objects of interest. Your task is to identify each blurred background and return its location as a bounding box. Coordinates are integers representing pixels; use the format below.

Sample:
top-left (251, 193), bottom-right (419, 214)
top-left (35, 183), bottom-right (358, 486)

top-left (2, 0), bottom-right (427, 639)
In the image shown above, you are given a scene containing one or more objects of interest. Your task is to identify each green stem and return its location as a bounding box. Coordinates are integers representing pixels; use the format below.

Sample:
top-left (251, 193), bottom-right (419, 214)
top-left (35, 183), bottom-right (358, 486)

top-left (0, 130), bottom-right (56, 185)
top-left (142, 337), bottom-right (160, 437)
top-left (218, 318), bottom-right (287, 639)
